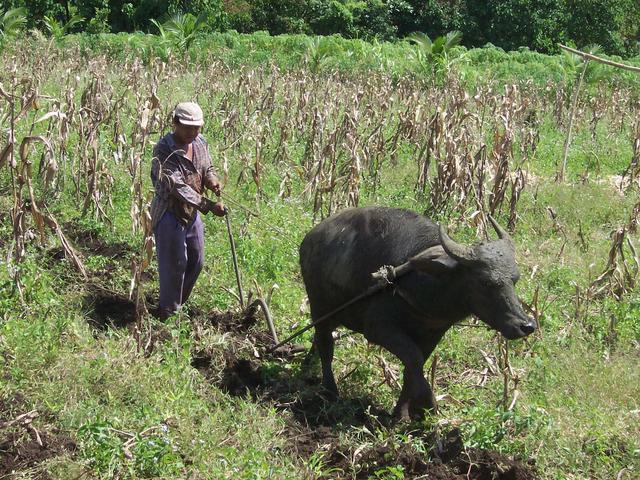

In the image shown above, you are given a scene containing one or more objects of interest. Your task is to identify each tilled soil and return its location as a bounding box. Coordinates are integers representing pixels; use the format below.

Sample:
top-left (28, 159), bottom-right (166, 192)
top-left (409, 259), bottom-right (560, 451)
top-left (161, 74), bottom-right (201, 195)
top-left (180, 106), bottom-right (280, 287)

top-left (191, 309), bottom-right (538, 480)
top-left (77, 293), bottom-right (538, 479)
top-left (0, 396), bottom-right (76, 479)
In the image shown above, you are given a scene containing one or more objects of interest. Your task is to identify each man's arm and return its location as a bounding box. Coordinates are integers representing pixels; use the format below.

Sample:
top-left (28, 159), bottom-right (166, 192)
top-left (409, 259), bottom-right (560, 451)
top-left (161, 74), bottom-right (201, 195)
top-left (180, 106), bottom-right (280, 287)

top-left (155, 143), bottom-right (209, 210)
top-left (200, 139), bottom-right (222, 196)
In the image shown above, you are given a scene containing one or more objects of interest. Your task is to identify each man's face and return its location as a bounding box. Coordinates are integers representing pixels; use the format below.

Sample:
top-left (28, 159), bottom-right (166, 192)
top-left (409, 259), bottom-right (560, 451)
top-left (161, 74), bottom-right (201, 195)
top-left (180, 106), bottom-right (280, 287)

top-left (173, 120), bottom-right (201, 145)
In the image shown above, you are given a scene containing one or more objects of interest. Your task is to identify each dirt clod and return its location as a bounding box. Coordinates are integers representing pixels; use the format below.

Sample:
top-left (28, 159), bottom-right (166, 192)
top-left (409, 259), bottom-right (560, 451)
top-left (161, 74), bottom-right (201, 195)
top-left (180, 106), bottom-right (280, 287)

top-left (0, 396), bottom-right (76, 478)
top-left (0, 431), bottom-right (76, 479)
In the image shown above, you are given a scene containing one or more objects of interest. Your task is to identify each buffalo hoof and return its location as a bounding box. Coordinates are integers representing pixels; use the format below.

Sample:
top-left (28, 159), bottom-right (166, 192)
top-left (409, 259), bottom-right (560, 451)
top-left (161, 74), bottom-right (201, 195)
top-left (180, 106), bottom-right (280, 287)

top-left (159, 307), bottom-right (175, 321)
top-left (320, 383), bottom-right (339, 401)
top-left (393, 397), bottom-right (437, 421)
top-left (392, 402), bottom-right (412, 422)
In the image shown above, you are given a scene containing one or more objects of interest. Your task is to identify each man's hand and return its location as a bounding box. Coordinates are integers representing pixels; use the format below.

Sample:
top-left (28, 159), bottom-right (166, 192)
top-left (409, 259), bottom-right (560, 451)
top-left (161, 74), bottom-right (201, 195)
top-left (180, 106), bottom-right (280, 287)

top-left (209, 179), bottom-right (222, 197)
top-left (199, 197), bottom-right (227, 216)
top-left (199, 197), bottom-right (215, 213)
top-left (211, 201), bottom-right (227, 217)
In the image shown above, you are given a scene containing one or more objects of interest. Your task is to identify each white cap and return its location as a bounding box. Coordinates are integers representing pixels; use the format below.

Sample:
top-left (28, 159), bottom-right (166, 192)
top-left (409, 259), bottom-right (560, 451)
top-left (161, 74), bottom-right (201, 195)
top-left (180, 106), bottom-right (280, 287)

top-left (173, 102), bottom-right (204, 126)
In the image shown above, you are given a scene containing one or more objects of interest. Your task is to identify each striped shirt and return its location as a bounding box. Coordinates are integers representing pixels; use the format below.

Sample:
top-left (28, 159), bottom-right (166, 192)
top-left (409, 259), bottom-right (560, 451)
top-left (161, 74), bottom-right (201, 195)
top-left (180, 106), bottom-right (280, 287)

top-left (150, 133), bottom-right (219, 229)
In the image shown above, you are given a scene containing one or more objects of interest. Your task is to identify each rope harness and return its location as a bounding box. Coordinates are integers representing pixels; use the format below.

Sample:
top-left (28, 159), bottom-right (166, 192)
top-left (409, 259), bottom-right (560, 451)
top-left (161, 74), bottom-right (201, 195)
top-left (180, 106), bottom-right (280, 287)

top-left (268, 260), bottom-right (421, 352)
top-left (374, 264), bottom-right (431, 318)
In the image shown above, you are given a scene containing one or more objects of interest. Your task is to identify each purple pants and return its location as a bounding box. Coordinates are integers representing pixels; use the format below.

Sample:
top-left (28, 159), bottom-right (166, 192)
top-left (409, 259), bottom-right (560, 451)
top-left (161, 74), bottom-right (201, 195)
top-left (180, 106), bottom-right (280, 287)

top-left (154, 211), bottom-right (205, 316)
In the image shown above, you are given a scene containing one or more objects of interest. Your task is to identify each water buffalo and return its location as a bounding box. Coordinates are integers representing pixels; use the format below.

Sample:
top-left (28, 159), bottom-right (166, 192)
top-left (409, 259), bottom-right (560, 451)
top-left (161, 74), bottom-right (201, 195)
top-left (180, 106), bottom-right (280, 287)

top-left (299, 206), bottom-right (535, 419)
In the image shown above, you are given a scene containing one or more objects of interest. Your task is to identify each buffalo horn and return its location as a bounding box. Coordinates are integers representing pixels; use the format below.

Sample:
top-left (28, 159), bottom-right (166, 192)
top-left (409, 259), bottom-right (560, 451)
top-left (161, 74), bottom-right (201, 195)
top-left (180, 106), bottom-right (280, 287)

top-left (487, 215), bottom-right (514, 249)
top-left (439, 226), bottom-right (477, 264)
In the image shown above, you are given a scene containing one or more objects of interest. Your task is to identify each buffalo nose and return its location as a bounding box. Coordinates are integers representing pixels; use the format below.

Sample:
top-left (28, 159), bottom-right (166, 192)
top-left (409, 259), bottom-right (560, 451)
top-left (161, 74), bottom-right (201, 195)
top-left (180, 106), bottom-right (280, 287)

top-left (521, 319), bottom-right (536, 335)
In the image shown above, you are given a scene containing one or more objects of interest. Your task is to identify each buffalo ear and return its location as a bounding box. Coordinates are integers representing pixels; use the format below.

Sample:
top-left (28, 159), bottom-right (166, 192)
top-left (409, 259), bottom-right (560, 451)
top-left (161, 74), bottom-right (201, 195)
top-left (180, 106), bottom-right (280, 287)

top-left (409, 246), bottom-right (458, 275)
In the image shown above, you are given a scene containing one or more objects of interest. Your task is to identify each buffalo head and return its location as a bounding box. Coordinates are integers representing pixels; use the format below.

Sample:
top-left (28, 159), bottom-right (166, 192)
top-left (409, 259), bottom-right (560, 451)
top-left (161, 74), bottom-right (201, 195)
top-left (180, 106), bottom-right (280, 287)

top-left (411, 216), bottom-right (536, 340)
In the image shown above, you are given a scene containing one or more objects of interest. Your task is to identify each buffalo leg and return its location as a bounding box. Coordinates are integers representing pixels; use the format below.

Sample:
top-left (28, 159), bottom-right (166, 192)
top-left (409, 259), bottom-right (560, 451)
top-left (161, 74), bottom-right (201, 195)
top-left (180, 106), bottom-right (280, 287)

top-left (370, 329), bottom-right (430, 419)
top-left (417, 329), bottom-right (448, 414)
top-left (314, 326), bottom-right (338, 397)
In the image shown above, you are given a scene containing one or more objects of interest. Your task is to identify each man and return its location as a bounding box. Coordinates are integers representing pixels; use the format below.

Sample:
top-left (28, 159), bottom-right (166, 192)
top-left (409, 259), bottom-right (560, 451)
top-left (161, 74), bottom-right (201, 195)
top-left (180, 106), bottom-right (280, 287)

top-left (150, 101), bottom-right (226, 320)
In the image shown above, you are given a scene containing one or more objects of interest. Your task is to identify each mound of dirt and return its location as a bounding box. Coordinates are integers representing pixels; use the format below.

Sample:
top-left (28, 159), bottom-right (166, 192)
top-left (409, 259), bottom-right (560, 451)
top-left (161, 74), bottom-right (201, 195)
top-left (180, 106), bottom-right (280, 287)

top-left (208, 307), bottom-right (259, 334)
top-left (0, 396), bottom-right (76, 479)
top-left (0, 431), bottom-right (76, 479)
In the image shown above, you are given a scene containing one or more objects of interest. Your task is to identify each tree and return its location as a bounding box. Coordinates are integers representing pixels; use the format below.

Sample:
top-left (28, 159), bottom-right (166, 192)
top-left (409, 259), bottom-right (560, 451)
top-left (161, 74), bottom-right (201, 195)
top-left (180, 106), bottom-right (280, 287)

top-left (73, 0), bottom-right (110, 33)
top-left (351, 0), bottom-right (397, 41)
top-left (308, 0), bottom-right (354, 37)
top-left (308, 0), bottom-right (397, 40)
top-left (174, 0), bottom-right (227, 31)
top-left (242, 0), bottom-right (309, 35)
top-left (466, 0), bottom-right (566, 52)
top-left (108, 0), bottom-right (169, 32)
top-left (399, 0), bottom-right (478, 43)
top-left (565, 0), bottom-right (635, 56)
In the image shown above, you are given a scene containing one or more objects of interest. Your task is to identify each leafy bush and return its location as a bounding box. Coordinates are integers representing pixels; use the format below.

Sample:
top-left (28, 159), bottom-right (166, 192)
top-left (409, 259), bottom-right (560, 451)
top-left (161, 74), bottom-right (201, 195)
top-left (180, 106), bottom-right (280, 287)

top-left (6, 0), bottom-right (640, 56)
top-left (308, 0), bottom-right (355, 37)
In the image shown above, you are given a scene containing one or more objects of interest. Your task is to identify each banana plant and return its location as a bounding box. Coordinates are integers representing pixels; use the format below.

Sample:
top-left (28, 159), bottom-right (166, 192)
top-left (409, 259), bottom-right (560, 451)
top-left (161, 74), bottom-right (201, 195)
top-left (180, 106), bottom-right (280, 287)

top-left (152, 12), bottom-right (208, 53)
top-left (0, 7), bottom-right (27, 40)
top-left (43, 14), bottom-right (84, 40)
top-left (407, 30), bottom-right (463, 79)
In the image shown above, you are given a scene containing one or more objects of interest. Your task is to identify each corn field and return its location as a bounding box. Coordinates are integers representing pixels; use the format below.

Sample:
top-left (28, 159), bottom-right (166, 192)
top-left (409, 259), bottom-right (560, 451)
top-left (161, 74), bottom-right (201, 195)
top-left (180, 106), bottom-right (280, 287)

top-left (1, 40), bottom-right (640, 304)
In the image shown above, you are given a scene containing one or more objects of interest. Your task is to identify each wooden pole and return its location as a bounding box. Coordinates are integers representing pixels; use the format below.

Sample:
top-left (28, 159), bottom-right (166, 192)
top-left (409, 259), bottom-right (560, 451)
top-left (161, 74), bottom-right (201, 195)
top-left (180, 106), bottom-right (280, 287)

top-left (559, 59), bottom-right (589, 182)
top-left (558, 44), bottom-right (640, 74)
top-left (225, 211), bottom-right (245, 310)
top-left (556, 44), bottom-right (640, 181)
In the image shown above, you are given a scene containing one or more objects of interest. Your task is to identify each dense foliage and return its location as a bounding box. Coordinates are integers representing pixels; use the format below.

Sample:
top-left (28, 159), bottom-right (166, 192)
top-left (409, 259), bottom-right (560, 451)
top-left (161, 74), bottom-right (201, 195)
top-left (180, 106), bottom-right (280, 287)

top-left (2, 0), bottom-right (639, 56)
